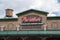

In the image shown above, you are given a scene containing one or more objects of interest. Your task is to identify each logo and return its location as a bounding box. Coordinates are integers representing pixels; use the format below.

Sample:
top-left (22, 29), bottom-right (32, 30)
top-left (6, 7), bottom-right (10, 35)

top-left (22, 15), bottom-right (42, 23)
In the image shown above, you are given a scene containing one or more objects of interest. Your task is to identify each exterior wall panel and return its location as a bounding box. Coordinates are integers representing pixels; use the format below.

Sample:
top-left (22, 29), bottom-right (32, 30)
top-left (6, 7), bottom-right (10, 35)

top-left (0, 10), bottom-right (60, 30)
top-left (18, 12), bottom-right (47, 30)
top-left (47, 20), bottom-right (60, 30)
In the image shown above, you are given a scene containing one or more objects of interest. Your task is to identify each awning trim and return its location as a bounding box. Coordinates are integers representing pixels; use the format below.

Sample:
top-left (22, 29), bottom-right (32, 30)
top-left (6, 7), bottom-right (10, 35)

top-left (0, 30), bottom-right (60, 36)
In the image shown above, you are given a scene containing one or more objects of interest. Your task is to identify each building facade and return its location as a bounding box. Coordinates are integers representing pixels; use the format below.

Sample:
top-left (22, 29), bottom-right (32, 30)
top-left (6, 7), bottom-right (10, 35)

top-left (0, 9), bottom-right (60, 40)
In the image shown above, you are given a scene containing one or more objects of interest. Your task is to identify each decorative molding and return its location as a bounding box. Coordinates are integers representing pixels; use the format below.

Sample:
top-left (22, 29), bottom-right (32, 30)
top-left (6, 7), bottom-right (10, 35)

top-left (20, 23), bottom-right (44, 26)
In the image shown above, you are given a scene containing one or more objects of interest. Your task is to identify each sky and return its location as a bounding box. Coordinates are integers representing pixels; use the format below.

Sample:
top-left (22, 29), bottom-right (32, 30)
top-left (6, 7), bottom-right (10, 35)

top-left (0, 0), bottom-right (60, 18)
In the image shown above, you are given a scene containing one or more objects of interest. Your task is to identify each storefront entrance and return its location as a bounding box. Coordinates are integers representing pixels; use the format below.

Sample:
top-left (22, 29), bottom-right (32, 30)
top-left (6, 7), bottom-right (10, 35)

top-left (0, 36), bottom-right (60, 40)
top-left (46, 37), bottom-right (60, 40)
top-left (26, 36), bottom-right (41, 40)
top-left (0, 36), bottom-right (41, 40)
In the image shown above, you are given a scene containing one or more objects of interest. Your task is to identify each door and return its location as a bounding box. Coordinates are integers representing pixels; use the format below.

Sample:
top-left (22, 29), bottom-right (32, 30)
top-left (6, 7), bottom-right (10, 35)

top-left (46, 37), bottom-right (60, 40)
top-left (26, 36), bottom-right (41, 40)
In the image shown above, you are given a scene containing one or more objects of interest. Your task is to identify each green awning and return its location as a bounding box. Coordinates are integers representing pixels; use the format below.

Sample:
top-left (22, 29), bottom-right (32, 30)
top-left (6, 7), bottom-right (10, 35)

top-left (20, 23), bottom-right (44, 26)
top-left (0, 30), bottom-right (60, 36)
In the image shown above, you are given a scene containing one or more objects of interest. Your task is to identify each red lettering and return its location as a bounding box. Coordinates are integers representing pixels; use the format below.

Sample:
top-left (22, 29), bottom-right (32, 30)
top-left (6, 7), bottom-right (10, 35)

top-left (22, 16), bottom-right (28, 22)
top-left (22, 15), bottom-right (42, 22)
top-left (36, 18), bottom-right (41, 21)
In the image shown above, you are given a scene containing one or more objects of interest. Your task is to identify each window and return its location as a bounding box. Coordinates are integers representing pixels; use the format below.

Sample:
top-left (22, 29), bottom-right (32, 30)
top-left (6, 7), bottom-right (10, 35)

top-left (51, 22), bottom-right (58, 29)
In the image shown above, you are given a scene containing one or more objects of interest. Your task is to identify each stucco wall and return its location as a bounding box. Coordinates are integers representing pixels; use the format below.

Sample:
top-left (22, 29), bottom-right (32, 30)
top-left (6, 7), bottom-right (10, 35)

top-left (0, 11), bottom-right (60, 30)
top-left (47, 20), bottom-right (60, 30)
top-left (0, 20), bottom-right (18, 30)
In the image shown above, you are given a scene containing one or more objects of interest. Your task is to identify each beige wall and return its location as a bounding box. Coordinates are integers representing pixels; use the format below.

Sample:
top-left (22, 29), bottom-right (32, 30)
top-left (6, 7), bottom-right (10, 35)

top-left (18, 11), bottom-right (47, 30)
top-left (0, 20), bottom-right (18, 30)
top-left (47, 20), bottom-right (60, 30)
top-left (0, 11), bottom-right (60, 30)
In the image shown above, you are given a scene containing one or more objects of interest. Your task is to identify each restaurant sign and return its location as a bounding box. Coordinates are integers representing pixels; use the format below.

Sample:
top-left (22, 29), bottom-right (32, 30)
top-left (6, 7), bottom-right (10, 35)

top-left (21, 15), bottom-right (43, 26)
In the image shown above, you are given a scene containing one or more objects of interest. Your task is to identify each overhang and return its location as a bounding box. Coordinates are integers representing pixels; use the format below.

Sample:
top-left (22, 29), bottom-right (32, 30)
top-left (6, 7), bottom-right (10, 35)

top-left (0, 30), bottom-right (60, 36)
top-left (47, 16), bottom-right (60, 20)
top-left (0, 17), bottom-right (18, 21)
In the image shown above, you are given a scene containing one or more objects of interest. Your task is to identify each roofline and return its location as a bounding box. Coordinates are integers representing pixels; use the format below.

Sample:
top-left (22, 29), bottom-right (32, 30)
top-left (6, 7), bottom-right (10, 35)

top-left (16, 9), bottom-right (48, 16)
top-left (47, 16), bottom-right (60, 20)
top-left (0, 16), bottom-right (60, 20)
top-left (0, 18), bottom-right (18, 21)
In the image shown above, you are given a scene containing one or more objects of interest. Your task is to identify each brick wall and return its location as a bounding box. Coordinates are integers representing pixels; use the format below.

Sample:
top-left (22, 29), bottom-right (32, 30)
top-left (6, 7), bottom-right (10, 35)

top-left (47, 20), bottom-right (60, 30)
